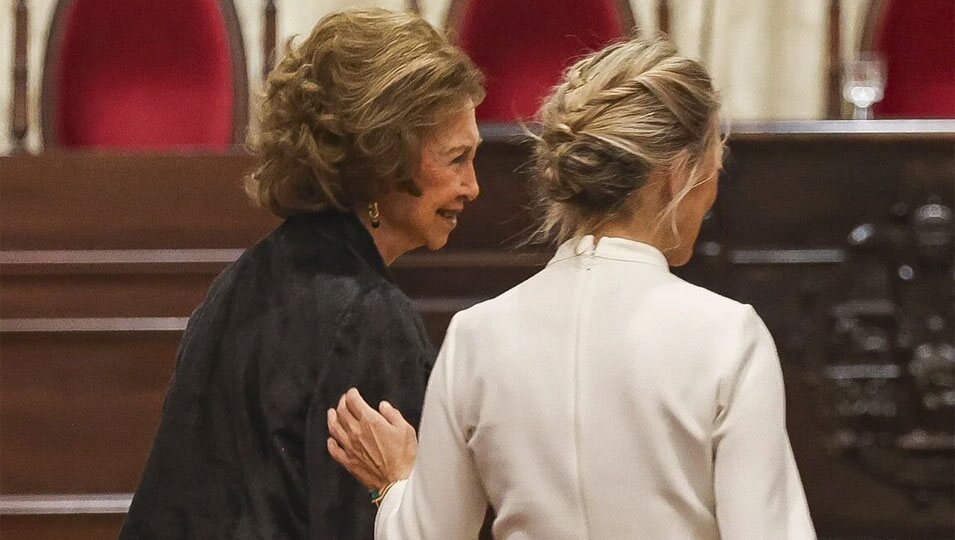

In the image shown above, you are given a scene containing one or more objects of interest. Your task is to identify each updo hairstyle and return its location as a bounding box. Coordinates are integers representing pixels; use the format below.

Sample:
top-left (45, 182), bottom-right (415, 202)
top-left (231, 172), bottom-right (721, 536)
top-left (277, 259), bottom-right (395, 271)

top-left (246, 9), bottom-right (485, 217)
top-left (531, 38), bottom-right (721, 244)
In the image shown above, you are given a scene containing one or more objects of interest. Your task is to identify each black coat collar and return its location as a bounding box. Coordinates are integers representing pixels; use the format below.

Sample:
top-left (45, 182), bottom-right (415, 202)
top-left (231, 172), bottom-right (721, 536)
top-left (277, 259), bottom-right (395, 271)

top-left (285, 210), bottom-right (394, 283)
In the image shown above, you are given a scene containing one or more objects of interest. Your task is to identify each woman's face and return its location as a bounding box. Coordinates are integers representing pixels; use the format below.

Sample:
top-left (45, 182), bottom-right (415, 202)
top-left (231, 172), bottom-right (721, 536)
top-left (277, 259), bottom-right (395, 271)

top-left (377, 103), bottom-right (481, 255)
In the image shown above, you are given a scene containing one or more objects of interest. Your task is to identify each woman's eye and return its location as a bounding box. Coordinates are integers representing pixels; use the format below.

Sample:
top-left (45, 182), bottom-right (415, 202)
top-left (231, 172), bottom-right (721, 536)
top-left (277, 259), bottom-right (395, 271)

top-left (452, 153), bottom-right (469, 165)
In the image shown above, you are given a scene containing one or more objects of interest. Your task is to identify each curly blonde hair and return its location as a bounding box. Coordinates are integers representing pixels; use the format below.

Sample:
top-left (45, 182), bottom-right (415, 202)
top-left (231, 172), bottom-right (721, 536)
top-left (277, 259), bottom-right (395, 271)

top-left (246, 9), bottom-right (484, 217)
top-left (530, 38), bottom-right (721, 244)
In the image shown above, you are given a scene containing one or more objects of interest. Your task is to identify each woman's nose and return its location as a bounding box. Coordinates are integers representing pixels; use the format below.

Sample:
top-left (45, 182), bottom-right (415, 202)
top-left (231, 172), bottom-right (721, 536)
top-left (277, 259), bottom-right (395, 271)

top-left (462, 164), bottom-right (480, 201)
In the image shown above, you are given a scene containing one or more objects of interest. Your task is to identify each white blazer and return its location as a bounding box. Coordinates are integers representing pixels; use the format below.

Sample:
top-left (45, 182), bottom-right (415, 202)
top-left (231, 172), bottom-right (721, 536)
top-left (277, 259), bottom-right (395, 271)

top-left (377, 236), bottom-right (816, 539)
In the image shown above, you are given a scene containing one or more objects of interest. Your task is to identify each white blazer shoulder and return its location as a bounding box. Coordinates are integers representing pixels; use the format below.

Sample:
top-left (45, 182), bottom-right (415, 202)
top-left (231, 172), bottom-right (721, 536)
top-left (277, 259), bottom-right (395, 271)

top-left (377, 236), bottom-right (816, 540)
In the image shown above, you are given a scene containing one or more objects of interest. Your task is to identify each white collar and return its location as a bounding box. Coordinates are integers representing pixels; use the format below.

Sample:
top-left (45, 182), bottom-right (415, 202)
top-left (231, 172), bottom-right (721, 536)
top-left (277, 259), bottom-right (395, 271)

top-left (548, 235), bottom-right (670, 270)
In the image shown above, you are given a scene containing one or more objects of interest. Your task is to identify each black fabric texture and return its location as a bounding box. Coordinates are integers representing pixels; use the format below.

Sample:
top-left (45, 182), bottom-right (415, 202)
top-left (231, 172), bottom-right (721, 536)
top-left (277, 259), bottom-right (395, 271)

top-left (118, 210), bottom-right (435, 540)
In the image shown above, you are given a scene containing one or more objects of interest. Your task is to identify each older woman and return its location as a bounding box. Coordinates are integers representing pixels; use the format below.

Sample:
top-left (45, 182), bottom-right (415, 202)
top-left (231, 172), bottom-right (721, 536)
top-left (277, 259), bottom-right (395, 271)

top-left (328, 38), bottom-right (816, 539)
top-left (119, 9), bottom-right (483, 540)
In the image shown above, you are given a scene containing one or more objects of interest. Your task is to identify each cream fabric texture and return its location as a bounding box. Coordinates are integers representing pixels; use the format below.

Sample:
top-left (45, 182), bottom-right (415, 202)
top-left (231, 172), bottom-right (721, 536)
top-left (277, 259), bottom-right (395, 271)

top-left (376, 236), bottom-right (816, 539)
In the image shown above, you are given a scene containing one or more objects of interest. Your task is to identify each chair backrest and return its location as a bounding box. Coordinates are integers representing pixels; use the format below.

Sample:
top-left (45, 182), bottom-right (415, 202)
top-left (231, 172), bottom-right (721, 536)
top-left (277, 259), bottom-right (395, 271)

top-left (448, 0), bottom-right (635, 121)
top-left (870, 0), bottom-right (955, 118)
top-left (41, 0), bottom-right (249, 149)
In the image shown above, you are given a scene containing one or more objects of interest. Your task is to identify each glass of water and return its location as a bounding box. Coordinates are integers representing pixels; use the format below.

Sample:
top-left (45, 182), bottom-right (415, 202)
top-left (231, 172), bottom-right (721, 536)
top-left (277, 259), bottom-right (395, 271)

top-left (842, 52), bottom-right (887, 120)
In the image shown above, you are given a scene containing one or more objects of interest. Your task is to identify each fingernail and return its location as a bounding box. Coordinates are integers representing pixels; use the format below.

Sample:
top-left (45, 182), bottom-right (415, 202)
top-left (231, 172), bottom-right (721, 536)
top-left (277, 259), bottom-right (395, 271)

top-left (380, 401), bottom-right (392, 409)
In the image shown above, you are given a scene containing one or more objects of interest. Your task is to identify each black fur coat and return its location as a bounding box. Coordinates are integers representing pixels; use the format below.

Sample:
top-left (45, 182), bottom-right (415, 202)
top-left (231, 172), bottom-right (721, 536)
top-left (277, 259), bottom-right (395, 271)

top-left (119, 211), bottom-right (435, 540)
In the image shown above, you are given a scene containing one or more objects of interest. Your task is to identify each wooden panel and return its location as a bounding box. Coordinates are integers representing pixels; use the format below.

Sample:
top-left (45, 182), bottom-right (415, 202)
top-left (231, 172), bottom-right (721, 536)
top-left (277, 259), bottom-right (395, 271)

top-left (0, 331), bottom-right (179, 493)
top-left (722, 139), bottom-right (955, 247)
top-left (0, 514), bottom-right (125, 540)
top-left (0, 152), bottom-right (274, 250)
top-left (0, 269), bottom-right (218, 318)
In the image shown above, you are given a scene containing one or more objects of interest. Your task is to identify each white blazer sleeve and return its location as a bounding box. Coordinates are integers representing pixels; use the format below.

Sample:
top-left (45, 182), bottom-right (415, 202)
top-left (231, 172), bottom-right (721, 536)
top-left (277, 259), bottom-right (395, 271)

top-left (713, 307), bottom-right (816, 540)
top-left (375, 315), bottom-right (487, 540)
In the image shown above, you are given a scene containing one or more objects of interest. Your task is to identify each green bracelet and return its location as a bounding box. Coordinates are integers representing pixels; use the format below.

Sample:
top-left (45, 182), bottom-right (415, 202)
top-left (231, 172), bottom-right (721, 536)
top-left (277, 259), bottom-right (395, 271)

top-left (370, 481), bottom-right (396, 506)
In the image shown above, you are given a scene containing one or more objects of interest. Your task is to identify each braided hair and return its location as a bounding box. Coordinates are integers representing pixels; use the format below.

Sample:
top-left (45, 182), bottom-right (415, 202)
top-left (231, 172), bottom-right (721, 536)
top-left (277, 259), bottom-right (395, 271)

top-left (529, 38), bottom-right (721, 244)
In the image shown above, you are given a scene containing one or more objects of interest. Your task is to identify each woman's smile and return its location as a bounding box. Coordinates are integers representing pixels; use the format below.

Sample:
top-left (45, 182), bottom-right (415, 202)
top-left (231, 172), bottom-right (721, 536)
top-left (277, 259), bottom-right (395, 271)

top-left (436, 208), bottom-right (462, 227)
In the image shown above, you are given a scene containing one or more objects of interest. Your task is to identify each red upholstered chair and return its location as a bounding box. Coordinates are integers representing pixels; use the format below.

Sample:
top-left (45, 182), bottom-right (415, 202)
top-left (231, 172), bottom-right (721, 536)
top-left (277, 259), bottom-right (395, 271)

top-left (41, 0), bottom-right (248, 149)
top-left (447, 0), bottom-right (635, 121)
top-left (869, 0), bottom-right (955, 118)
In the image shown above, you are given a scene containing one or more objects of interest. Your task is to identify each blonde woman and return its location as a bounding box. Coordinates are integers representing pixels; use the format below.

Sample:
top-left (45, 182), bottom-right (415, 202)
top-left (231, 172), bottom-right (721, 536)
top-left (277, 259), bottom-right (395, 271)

top-left (328, 38), bottom-right (816, 539)
top-left (120, 9), bottom-right (483, 540)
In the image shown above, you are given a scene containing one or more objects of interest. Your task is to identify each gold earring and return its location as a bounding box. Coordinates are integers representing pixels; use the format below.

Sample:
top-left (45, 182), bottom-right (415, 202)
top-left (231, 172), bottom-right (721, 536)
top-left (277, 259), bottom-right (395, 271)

top-left (367, 202), bottom-right (381, 228)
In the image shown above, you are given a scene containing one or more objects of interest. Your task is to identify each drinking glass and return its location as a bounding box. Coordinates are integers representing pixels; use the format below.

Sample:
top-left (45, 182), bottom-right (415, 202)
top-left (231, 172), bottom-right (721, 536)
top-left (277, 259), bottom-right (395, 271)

top-left (842, 53), bottom-right (887, 120)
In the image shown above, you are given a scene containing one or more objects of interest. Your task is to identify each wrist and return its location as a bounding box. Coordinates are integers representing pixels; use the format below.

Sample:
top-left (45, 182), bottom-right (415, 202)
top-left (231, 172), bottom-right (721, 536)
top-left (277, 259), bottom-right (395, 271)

top-left (370, 480), bottom-right (398, 506)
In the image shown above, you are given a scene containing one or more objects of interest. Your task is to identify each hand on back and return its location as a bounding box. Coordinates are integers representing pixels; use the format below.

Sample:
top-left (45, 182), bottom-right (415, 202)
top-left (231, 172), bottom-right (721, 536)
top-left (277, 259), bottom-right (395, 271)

top-left (327, 388), bottom-right (418, 491)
